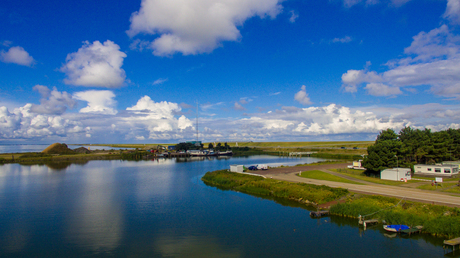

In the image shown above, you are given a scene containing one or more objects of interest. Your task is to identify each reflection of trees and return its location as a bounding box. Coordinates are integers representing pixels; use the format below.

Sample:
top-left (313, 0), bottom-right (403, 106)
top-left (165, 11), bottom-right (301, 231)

top-left (46, 160), bottom-right (89, 170)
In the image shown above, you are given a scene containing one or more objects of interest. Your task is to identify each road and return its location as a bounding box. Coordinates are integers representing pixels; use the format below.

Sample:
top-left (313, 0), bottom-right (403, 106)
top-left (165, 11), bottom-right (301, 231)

top-left (252, 163), bottom-right (460, 208)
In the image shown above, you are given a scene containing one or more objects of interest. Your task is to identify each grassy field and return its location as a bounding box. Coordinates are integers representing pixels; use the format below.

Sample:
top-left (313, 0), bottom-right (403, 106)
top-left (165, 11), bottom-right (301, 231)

top-left (298, 170), bottom-right (363, 185)
top-left (332, 168), bottom-right (424, 186)
top-left (417, 182), bottom-right (460, 194)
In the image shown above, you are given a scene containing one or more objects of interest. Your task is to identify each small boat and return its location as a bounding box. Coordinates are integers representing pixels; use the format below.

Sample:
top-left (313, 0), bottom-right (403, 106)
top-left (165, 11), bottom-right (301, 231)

top-left (383, 224), bottom-right (410, 232)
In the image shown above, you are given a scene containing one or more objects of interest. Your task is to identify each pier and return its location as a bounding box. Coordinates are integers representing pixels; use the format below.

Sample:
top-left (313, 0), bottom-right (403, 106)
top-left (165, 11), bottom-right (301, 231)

top-left (310, 210), bottom-right (329, 218)
top-left (444, 237), bottom-right (460, 254)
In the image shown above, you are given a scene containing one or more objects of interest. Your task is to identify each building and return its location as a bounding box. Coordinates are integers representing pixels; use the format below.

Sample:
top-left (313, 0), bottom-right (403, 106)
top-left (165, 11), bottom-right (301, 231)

top-left (347, 160), bottom-right (365, 170)
top-left (380, 168), bottom-right (412, 181)
top-left (414, 164), bottom-right (459, 176)
top-left (230, 165), bottom-right (244, 173)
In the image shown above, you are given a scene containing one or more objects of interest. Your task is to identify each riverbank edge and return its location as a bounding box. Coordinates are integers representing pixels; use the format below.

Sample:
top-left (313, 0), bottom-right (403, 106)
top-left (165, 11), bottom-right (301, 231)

top-left (202, 170), bottom-right (460, 238)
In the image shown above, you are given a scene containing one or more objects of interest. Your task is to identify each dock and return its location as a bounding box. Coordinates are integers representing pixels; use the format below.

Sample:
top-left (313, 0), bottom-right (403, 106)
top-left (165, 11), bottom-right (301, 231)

top-left (358, 215), bottom-right (379, 228)
top-left (444, 237), bottom-right (460, 254)
top-left (401, 226), bottom-right (423, 235)
top-left (310, 210), bottom-right (329, 218)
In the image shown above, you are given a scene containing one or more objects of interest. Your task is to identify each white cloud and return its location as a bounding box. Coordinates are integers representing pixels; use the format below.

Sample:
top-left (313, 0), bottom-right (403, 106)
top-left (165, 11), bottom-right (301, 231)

top-left (30, 85), bottom-right (77, 115)
top-left (364, 83), bottom-right (402, 96)
top-left (289, 10), bottom-right (299, 23)
top-left (73, 90), bottom-right (118, 115)
top-left (443, 0), bottom-right (460, 25)
top-left (0, 46), bottom-right (34, 66)
top-left (60, 40), bottom-right (127, 88)
top-left (294, 85), bottom-right (312, 105)
top-left (332, 36), bottom-right (353, 43)
top-left (342, 25), bottom-right (460, 98)
top-left (341, 0), bottom-right (411, 8)
top-left (127, 0), bottom-right (283, 56)
top-left (234, 102), bottom-right (246, 111)
top-left (153, 78), bottom-right (168, 85)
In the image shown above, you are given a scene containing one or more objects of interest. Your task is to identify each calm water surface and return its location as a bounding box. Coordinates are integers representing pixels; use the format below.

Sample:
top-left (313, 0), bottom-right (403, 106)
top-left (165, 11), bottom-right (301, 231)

top-left (0, 144), bottom-right (132, 153)
top-left (0, 156), bottom-right (448, 257)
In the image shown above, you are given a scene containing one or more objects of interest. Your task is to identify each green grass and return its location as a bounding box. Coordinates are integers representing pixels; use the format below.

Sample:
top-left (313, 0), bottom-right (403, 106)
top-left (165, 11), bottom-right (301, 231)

top-left (332, 168), bottom-right (422, 186)
top-left (299, 170), bottom-right (363, 185)
top-left (202, 170), bottom-right (349, 205)
top-left (417, 182), bottom-right (460, 194)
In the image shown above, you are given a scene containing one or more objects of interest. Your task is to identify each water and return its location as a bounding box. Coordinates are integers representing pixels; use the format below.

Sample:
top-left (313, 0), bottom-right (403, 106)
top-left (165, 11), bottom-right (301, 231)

top-left (0, 156), bottom-right (448, 257)
top-left (0, 144), bottom-right (133, 153)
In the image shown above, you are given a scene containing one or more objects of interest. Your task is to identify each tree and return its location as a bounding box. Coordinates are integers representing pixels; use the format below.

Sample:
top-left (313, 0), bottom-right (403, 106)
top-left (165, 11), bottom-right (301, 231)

top-left (363, 129), bottom-right (402, 172)
top-left (208, 143), bottom-right (214, 149)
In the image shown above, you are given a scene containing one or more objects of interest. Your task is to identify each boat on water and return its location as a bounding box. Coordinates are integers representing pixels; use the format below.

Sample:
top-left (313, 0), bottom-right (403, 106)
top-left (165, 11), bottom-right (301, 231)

top-left (217, 150), bottom-right (233, 156)
top-left (383, 224), bottom-right (410, 233)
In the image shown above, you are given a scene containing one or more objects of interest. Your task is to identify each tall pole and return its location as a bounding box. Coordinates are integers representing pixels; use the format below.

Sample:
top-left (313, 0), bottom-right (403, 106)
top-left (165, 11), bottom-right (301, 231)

top-left (395, 155), bottom-right (398, 171)
top-left (196, 101), bottom-right (199, 146)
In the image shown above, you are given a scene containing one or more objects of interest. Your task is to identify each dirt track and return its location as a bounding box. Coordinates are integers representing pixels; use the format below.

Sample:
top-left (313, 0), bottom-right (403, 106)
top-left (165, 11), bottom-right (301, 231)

top-left (251, 163), bottom-right (460, 208)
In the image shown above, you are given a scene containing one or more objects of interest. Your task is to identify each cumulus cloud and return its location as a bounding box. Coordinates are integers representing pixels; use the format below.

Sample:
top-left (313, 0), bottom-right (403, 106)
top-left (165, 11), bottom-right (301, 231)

top-left (0, 46), bottom-right (35, 66)
top-left (60, 40), bottom-right (127, 88)
top-left (294, 85), bottom-right (312, 105)
top-left (127, 0), bottom-right (283, 56)
top-left (342, 25), bottom-right (460, 98)
top-left (125, 96), bottom-right (194, 139)
top-left (443, 0), bottom-right (460, 25)
top-left (0, 104), bottom-right (85, 141)
top-left (73, 90), bottom-right (118, 115)
top-left (30, 85), bottom-right (77, 115)
top-left (364, 83), bottom-right (402, 96)
top-left (2, 97), bottom-right (460, 142)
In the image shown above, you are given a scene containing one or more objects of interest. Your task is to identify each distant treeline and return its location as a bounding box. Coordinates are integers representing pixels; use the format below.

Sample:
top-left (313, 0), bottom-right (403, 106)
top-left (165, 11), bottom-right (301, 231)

top-left (363, 127), bottom-right (460, 172)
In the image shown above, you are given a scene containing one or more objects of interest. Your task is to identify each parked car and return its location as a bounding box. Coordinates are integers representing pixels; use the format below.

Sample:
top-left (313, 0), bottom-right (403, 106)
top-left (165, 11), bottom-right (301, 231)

top-left (248, 166), bottom-right (258, 170)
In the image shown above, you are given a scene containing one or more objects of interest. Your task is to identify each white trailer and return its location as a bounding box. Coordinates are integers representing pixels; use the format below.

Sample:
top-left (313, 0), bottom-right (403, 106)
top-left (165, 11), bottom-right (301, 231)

top-left (380, 168), bottom-right (411, 181)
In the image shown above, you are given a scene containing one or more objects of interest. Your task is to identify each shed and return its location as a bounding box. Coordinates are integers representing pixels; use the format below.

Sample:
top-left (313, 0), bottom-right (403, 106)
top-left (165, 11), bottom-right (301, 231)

top-left (380, 168), bottom-right (411, 181)
top-left (230, 165), bottom-right (244, 173)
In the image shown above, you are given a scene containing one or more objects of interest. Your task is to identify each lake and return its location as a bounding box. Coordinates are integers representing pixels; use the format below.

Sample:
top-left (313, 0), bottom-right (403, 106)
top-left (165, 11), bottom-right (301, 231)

top-left (0, 156), bottom-right (448, 257)
top-left (0, 144), bottom-right (134, 154)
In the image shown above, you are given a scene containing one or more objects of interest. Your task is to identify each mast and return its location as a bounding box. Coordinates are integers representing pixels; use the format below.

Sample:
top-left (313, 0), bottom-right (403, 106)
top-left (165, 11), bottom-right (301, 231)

top-left (196, 101), bottom-right (199, 146)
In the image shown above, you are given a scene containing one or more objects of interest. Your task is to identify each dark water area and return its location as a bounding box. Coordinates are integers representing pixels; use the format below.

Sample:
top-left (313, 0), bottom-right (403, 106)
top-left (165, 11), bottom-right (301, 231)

top-left (0, 156), bottom-right (452, 257)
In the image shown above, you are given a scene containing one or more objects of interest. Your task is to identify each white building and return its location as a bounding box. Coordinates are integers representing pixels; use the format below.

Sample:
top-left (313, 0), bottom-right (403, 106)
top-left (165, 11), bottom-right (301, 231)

top-left (414, 164), bottom-right (459, 176)
top-left (380, 168), bottom-right (412, 181)
top-left (230, 165), bottom-right (244, 173)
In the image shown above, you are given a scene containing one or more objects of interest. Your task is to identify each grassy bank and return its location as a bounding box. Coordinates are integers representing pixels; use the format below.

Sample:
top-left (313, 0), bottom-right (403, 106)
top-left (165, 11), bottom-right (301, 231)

top-left (202, 170), bottom-right (349, 206)
top-left (330, 195), bottom-right (460, 237)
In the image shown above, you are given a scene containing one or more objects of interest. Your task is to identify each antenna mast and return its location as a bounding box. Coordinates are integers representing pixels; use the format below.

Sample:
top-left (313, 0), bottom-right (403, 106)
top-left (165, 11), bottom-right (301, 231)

top-left (196, 101), bottom-right (199, 145)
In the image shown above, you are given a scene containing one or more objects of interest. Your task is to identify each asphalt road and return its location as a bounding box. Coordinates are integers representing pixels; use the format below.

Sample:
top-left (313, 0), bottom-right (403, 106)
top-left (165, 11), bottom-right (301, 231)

top-left (252, 163), bottom-right (460, 208)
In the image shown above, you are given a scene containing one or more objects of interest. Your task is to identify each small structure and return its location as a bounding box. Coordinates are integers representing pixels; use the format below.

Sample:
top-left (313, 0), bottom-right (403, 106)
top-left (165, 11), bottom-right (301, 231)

top-left (444, 237), bottom-right (460, 254)
top-left (414, 164), bottom-right (459, 176)
top-left (348, 160), bottom-right (365, 170)
top-left (230, 165), bottom-right (244, 173)
top-left (380, 168), bottom-right (411, 181)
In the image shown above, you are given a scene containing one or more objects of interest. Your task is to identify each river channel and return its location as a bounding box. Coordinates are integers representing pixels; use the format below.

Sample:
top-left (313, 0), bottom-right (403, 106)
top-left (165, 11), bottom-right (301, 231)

top-left (0, 156), bottom-right (450, 257)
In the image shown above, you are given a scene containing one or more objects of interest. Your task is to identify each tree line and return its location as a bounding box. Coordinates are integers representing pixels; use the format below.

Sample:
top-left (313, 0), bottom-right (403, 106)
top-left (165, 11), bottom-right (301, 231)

top-left (174, 142), bottom-right (231, 151)
top-left (363, 127), bottom-right (460, 172)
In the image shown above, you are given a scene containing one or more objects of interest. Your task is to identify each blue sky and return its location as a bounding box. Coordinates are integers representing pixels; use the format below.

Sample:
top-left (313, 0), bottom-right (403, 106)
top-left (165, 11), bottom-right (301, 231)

top-left (1, 0), bottom-right (460, 144)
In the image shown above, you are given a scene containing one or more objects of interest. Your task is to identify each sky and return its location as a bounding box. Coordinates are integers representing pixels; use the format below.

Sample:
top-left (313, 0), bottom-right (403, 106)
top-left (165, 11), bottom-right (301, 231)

top-left (1, 0), bottom-right (460, 144)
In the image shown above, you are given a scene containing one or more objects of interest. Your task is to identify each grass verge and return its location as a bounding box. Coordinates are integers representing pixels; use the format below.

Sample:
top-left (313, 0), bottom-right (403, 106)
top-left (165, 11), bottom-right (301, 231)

top-left (202, 170), bottom-right (349, 205)
top-left (299, 170), bottom-right (364, 185)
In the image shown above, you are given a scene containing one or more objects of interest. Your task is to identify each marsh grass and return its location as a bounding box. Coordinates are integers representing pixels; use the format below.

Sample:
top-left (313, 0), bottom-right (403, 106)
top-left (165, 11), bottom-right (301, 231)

top-left (330, 195), bottom-right (460, 237)
top-left (202, 170), bottom-right (349, 205)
